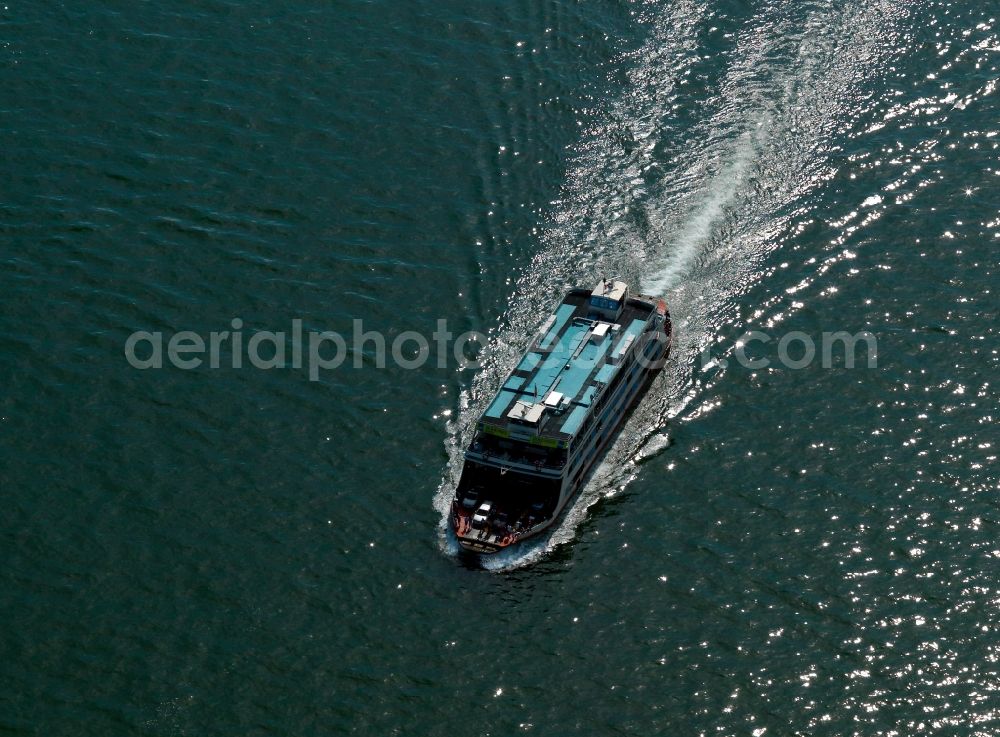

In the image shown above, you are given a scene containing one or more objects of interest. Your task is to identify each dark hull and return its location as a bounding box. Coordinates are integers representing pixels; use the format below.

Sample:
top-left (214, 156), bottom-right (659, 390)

top-left (451, 322), bottom-right (671, 554)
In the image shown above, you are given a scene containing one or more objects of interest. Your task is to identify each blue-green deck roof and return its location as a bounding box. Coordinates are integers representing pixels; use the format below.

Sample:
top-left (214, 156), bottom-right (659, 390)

top-left (482, 291), bottom-right (655, 438)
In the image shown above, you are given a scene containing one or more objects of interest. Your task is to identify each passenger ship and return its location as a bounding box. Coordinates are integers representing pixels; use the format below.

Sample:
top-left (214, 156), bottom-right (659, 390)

top-left (450, 280), bottom-right (671, 553)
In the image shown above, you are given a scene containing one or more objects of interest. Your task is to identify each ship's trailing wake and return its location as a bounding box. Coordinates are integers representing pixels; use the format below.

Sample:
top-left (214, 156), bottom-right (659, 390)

top-left (641, 121), bottom-right (767, 297)
top-left (437, 0), bottom-right (913, 569)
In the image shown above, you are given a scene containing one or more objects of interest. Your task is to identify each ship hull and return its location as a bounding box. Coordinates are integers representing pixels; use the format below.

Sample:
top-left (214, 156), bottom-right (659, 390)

top-left (451, 318), bottom-right (670, 554)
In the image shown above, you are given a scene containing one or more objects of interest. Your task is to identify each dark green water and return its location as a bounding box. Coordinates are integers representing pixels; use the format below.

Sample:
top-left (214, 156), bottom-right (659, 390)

top-left (2, 0), bottom-right (999, 734)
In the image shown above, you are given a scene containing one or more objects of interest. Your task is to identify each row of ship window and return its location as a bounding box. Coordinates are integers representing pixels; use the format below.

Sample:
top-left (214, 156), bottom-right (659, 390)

top-left (564, 331), bottom-right (660, 487)
top-left (571, 327), bottom-right (659, 447)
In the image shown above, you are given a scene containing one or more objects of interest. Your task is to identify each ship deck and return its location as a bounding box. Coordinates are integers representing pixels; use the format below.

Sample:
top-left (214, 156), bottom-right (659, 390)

top-left (481, 290), bottom-right (656, 441)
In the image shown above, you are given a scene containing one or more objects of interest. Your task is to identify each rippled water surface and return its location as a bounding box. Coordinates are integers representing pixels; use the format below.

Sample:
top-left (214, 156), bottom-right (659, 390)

top-left (2, 0), bottom-right (999, 734)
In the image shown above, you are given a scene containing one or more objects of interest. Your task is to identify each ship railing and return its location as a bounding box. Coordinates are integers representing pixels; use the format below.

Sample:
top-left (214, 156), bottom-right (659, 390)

top-left (467, 447), bottom-right (565, 473)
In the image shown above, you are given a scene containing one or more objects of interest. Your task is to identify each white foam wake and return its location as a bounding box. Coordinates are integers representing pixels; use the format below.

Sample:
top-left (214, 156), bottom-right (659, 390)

top-left (641, 119), bottom-right (768, 296)
top-left (436, 0), bottom-right (914, 567)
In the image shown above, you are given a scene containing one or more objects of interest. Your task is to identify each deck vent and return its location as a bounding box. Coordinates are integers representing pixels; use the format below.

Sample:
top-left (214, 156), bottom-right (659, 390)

top-left (591, 323), bottom-right (611, 343)
top-left (507, 400), bottom-right (546, 425)
top-left (610, 335), bottom-right (635, 365)
top-left (535, 314), bottom-right (556, 342)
